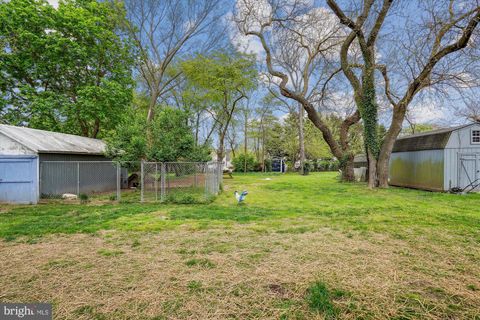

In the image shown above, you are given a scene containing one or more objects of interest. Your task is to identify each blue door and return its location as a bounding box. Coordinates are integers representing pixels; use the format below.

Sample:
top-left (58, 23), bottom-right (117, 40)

top-left (0, 156), bottom-right (38, 204)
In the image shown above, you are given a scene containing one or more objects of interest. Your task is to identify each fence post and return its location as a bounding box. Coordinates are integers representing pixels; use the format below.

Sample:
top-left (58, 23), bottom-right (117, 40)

top-left (205, 163), bottom-right (209, 199)
top-left (194, 163), bottom-right (197, 188)
top-left (161, 162), bottom-right (166, 202)
top-left (155, 163), bottom-right (158, 202)
top-left (140, 160), bottom-right (144, 203)
top-left (77, 162), bottom-right (80, 196)
top-left (116, 162), bottom-right (121, 202)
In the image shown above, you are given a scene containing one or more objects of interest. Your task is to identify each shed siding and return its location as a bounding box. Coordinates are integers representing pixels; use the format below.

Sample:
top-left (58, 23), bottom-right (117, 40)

top-left (0, 156), bottom-right (38, 204)
top-left (445, 123), bottom-right (480, 149)
top-left (39, 153), bottom-right (110, 162)
top-left (443, 148), bottom-right (480, 190)
top-left (0, 133), bottom-right (36, 155)
top-left (443, 124), bottom-right (480, 190)
top-left (389, 150), bottom-right (444, 191)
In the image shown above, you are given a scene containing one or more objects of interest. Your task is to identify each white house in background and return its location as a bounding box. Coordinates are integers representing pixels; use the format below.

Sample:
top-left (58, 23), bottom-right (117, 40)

top-left (211, 149), bottom-right (232, 170)
top-left (389, 122), bottom-right (480, 191)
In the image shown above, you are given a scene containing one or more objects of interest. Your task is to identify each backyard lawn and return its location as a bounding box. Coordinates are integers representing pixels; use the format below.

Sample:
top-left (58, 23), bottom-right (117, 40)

top-left (0, 172), bottom-right (479, 319)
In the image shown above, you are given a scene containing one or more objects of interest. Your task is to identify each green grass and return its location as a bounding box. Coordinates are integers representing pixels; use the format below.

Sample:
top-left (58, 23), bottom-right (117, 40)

top-left (306, 281), bottom-right (345, 318)
top-left (1, 172), bottom-right (479, 319)
top-left (1, 172), bottom-right (480, 241)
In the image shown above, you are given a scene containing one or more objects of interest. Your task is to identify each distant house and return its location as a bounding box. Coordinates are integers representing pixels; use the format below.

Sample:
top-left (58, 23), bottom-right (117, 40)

top-left (0, 125), bottom-right (122, 204)
top-left (389, 122), bottom-right (480, 191)
top-left (211, 149), bottom-right (233, 170)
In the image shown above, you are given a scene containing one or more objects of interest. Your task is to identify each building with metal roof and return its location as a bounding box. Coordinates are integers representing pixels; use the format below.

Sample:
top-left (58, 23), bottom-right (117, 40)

top-left (0, 125), bottom-right (120, 204)
top-left (389, 122), bottom-right (480, 191)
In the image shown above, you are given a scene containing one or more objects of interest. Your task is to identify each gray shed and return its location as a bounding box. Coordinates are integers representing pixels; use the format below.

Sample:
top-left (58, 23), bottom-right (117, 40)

top-left (0, 125), bottom-right (119, 204)
top-left (389, 122), bottom-right (480, 191)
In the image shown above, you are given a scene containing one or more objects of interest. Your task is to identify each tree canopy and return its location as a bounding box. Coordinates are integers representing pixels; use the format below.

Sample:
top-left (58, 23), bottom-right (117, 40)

top-left (0, 0), bottom-right (135, 137)
top-left (106, 104), bottom-right (210, 165)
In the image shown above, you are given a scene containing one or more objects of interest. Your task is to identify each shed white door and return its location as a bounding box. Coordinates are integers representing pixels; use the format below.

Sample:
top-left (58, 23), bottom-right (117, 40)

top-left (0, 156), bottom-right (38, 204)
top-left (458, 154), bottom-right (480, 191)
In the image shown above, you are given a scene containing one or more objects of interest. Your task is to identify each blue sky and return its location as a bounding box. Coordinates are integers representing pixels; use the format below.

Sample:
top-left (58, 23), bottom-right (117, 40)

top-left (46, 0), bottom-right (478, 127)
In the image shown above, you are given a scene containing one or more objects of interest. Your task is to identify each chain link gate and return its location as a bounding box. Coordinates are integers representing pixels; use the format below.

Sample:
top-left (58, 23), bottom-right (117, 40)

top-left (141, 161), bottom-right (223, 202)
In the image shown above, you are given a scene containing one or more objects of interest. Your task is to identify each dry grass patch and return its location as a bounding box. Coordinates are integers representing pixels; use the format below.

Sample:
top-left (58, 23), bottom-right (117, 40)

top-left (1, 225), bottom-right (479, 319)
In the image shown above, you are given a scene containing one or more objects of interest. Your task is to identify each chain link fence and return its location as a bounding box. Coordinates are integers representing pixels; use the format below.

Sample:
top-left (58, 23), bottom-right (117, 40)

top-left (141, 162), bottom-right (222, 203)
top-left (39, 161), bottom-right (222, 203)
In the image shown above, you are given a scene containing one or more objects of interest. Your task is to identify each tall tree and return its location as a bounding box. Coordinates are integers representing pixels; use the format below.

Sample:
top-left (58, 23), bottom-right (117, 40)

top-left (327, 0), bottom-right (480, 187)
top-left (124, 0), bottom-right (225, 123)
top-left (0, 0), bottom-right (135, 137)
top-left (181, 51), bottom-right (257, 161)
top-left (235, 0), bottom-right (362, 181)
top-left (106, 105), bottom-right (210, 164)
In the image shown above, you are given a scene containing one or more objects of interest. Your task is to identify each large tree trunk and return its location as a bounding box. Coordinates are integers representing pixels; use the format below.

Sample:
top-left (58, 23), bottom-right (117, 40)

top-left (367, 149), bottom-right (377, 188)
top-left (340, 155), bottom-right (355, 182)
top-left (217, 130), bottom-right (225, 165)
top-left (244, 113), bottom-right (248, 173)
top-left (299, 101), bottom-right (356, 181)
top-left (298, 104), bottom-right (305, 175)
top-left (377, 104), bottom-right (407, 187)
top-left (360, 62), bottom-right (381, 188)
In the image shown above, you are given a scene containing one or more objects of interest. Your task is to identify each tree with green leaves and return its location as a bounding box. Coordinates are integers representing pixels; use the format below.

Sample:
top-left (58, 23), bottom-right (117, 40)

top-left (0, 0), bottom-right (135, 137)
top-left (105, 105), bottom-right (210, 166)
top-left (181, 51), bottom-right (257, 161)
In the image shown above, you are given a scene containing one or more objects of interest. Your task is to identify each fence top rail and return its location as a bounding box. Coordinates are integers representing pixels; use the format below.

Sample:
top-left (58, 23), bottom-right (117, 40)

top-left (40, 161), bottom-right (119, 164)
top-left (40, 160), bottom-right (223, 165)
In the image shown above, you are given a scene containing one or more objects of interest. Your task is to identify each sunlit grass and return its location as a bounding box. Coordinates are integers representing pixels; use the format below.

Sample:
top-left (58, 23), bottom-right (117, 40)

top-left (1, 172), bottom-right (479, 319)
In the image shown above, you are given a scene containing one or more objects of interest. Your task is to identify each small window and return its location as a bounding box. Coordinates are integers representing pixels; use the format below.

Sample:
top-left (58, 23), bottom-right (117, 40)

top-left (472, 130), bottom-right (480, 144)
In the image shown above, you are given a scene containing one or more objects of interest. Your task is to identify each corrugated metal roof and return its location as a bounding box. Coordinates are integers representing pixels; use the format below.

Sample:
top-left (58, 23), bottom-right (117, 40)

top-left (392, 124), bottom-right (471, 152)
top-left (0, 124), bottom-right (106, 155)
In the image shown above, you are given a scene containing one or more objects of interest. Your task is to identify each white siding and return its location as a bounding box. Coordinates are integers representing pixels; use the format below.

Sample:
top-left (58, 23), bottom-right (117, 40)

top-left (443, 147), bottom-right (480, 190)
top-left (445, 123), bottom-right (480, 148)
top-left (0, 133), bottom-right (36, 155)
top-left (443, 124), bottom-right (480, 190)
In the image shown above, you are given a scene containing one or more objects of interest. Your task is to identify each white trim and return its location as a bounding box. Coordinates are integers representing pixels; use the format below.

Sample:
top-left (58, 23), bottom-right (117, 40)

top-left (471, 129), bottom-right (480, 144)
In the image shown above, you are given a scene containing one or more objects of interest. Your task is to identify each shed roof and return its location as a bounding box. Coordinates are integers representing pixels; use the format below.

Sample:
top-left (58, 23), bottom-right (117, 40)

top-left (0, 124), bottom-right (106, 155)
top-left (354, 154), bottom-right (367, 162)
top-left (392, 124), bottom-right (472, 152)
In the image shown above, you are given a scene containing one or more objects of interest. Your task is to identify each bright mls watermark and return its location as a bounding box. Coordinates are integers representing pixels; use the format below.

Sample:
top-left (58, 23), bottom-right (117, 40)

top-left (0, 304), bottom-right (51, 320)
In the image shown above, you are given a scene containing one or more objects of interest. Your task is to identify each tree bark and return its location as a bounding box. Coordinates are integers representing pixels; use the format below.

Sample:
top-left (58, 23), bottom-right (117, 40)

top-left (146, 89), bottom-right (159, 123)
top-left (298, 104), bottom-right (305, 175)
top-left (366, 149), bottom-right (377, 188)
top-left (217, 130), bottom-right (225, 164)
top-left (340, 154), bottom-right (355, 182)
top-left (376, 103), bottom-right (407, 187)
top-left (244, 111), bottom-right (248, 173)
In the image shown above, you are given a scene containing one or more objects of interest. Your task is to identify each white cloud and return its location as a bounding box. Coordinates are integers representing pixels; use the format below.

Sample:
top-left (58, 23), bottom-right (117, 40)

top-left (409, 102), bottom-right (448, 124)
top-left (47, 0), bottom-right (59, 8)
top-left (225, 11), bottom-right (266, 60)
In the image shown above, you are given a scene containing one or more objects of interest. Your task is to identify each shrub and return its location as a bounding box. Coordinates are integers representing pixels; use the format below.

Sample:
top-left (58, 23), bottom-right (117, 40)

top-left (232, 153), bottom-right (259, 172)
top-left (263, 158), bottom-right (272, 172)
top-left (303, 161), bottom-right (311, 175)
top-left (165, 193), bottom-right (198, 204)
top-left (315, 159), bottom-right (340, 172)
top-left (79, 193), bottom-right (89, 204)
